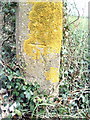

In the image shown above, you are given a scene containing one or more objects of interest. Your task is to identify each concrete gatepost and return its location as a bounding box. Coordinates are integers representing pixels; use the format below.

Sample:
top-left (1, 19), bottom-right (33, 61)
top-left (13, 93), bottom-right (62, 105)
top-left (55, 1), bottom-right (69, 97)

top-left (16, 1), bottom-right (63, 97)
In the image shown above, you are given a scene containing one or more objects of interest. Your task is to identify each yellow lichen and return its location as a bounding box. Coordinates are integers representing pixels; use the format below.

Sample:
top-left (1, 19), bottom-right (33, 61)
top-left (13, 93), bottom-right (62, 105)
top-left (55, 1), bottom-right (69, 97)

top-left (24, 2), bottom-right (63, 59)
top-left (23, 2), bottom-right (63, 82)
top-left (45, 67), bottom-right (59, 83)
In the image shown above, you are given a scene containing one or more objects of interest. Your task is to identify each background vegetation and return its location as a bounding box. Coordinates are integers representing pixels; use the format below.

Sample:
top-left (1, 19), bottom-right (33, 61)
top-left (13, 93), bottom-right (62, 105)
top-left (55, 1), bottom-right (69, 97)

top-left (0, 1), bottom-right (89, 119)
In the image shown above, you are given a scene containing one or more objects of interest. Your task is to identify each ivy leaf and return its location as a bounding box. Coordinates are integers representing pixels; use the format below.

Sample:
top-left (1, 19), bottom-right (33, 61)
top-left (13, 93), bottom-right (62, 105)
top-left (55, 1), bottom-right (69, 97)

top-left (20, 93), bottom-right (24, 98)
top-left (3, 8), bottom-right (9, 13)
top-left (10, 9), bottom-right (16, 14)
top-left (22, 86), bottom-right (27, 90)
top-left (15, 109), bottom-right (22, 116)
top-left (7, 85), bottom-right (11, 89)
top-left (24, 91), bottom-right (31, 100)
top-left (8, 75), bottom-right (13, 81)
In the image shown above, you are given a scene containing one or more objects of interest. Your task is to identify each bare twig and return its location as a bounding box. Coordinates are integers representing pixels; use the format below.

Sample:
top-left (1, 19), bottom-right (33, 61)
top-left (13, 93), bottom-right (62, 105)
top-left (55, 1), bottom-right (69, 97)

top-left (70, 88), bottom-right (90, 94)
top-left (68, 0), bottom-right (80, 26)
top-left (0, 60), bottom-right (15, 72)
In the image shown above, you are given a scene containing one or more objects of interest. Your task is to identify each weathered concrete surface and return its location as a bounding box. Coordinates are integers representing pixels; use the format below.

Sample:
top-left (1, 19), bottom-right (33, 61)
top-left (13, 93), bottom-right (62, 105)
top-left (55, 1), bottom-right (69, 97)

top-left (16, 2), bottom-right (63, 96)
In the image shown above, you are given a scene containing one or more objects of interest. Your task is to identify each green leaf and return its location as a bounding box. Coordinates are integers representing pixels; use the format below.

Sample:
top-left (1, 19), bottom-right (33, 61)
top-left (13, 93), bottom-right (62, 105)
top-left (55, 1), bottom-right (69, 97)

top-left (7, 85), bottom-right (11, 89)
top-left (15, 109), bottom-right (22, 116)
top-left (20, 93), bottom-right (24, 98)
top-left (38, 98), bottom-right (43, 102)
top-left (24, 91), bottom-right (31, 100)
top-left (8, 75), bottom-right (13, 81)
top-left (58, 107), bottom-right (67, 115)
top-left (22, 86), bottom-right (27, 90)
top-left (3, 8), bottom-right (9, 13)
top-left (10, 9), bottom-right (16, 13)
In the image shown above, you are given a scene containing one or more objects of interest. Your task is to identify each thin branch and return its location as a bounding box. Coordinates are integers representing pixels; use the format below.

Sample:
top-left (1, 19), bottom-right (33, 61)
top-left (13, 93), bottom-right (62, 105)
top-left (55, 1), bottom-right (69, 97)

top-left (68, 0), bottom-right (80, 26)
top-left (1, 60), bottom-right (15, 72)
top-left (70, 88), bottom-right (90, 94)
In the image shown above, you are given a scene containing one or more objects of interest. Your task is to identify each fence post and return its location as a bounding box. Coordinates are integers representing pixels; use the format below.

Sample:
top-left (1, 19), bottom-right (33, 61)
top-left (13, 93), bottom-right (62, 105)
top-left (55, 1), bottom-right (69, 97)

top-left (16, 1), bottom-right (63, 97)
